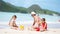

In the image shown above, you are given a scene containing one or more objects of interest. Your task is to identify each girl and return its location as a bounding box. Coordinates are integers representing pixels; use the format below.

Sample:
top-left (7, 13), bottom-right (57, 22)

top-left (41, 18), bottom-right (47, 31)
top-left (9, 15), bottom-right (18, 30)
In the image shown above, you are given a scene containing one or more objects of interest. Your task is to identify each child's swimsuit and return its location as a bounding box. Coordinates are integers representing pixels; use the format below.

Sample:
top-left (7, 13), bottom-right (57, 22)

top-left (10, 19), bottom-right (18, 27)
top-left (42, 22), bottom-right (47, 29)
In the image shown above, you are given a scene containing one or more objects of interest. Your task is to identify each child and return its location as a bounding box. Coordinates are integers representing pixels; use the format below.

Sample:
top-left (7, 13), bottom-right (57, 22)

top-left (9, 15), bottom-right (18, 30)
top-left (41, 18), bottom-right (47, 31)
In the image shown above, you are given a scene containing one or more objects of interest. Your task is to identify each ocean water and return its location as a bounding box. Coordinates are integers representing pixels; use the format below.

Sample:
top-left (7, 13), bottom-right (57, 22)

top-left (0, 12), bottom-right (60, 29)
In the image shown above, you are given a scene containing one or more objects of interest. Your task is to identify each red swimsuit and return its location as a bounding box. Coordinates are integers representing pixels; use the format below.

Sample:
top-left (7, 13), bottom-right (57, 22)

top-left (35, 16), bottom-right (41, 31)
top-left (42, 22), bottom-right (47, 29)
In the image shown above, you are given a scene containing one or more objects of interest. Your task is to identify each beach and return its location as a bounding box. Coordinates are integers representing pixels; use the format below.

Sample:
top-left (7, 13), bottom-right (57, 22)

top-left (0, 28), bottom-right (60, 34)
top-left (0, 12), bottom-right (60, 34)
top-left (0, 0), bottom-right (60, 34)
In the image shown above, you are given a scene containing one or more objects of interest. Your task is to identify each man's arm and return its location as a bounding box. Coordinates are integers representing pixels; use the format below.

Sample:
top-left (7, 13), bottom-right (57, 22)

top-left (32, 17), bottom-right (38, 26)
top-left (32, 21), bottom-right (35, 26)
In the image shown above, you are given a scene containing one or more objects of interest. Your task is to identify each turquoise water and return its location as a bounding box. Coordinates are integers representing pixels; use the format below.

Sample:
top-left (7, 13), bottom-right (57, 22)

top-left (0, 12), bottom-right (60, 28)
top-left (0, 12), bottom-right (60, 22)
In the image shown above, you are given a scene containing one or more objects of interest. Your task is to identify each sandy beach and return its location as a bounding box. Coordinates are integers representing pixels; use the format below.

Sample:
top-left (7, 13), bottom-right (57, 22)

top-left (0, 12), bottom-right (60, 34)
top-left (0, 28), bottom-right (60, 34)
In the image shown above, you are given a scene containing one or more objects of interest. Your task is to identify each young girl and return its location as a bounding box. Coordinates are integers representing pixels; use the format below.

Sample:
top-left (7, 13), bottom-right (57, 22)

top-left (9, 15), bottom-right (18, 30)
top-left (41, 18), bottom-right (47, 31)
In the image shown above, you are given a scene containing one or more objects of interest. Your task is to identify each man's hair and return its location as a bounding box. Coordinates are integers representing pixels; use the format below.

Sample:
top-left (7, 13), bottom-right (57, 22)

top-left (34, 14), bottom-right (36, 16)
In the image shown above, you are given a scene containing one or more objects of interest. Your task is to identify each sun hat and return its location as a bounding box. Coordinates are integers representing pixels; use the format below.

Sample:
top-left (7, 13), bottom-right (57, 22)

top-left (31, 11), bottom-right (36, 15)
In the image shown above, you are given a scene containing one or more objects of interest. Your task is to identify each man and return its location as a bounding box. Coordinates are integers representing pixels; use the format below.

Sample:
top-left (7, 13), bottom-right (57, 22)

top-left (31, 12), bottom-right (41, 31)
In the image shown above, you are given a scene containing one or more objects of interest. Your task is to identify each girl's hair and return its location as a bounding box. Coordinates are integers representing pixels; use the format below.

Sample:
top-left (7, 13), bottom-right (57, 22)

top-left (13, 15), bottom-right (17, 18)
top-left (42, 18), bottom-right (45, 21)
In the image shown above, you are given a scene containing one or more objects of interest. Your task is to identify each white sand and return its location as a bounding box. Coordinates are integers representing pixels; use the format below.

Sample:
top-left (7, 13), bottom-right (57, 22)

top-left (0, 28), bottom-right (60, 34)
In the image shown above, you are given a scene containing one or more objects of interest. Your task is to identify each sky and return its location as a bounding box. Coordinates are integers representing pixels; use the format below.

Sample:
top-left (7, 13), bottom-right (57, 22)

top-left (3, 0), bottom-right (60, 13)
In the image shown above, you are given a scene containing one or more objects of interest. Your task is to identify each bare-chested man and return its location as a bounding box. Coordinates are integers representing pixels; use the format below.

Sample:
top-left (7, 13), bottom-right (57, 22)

top-left (31, 12), bottom-right (41, 31)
